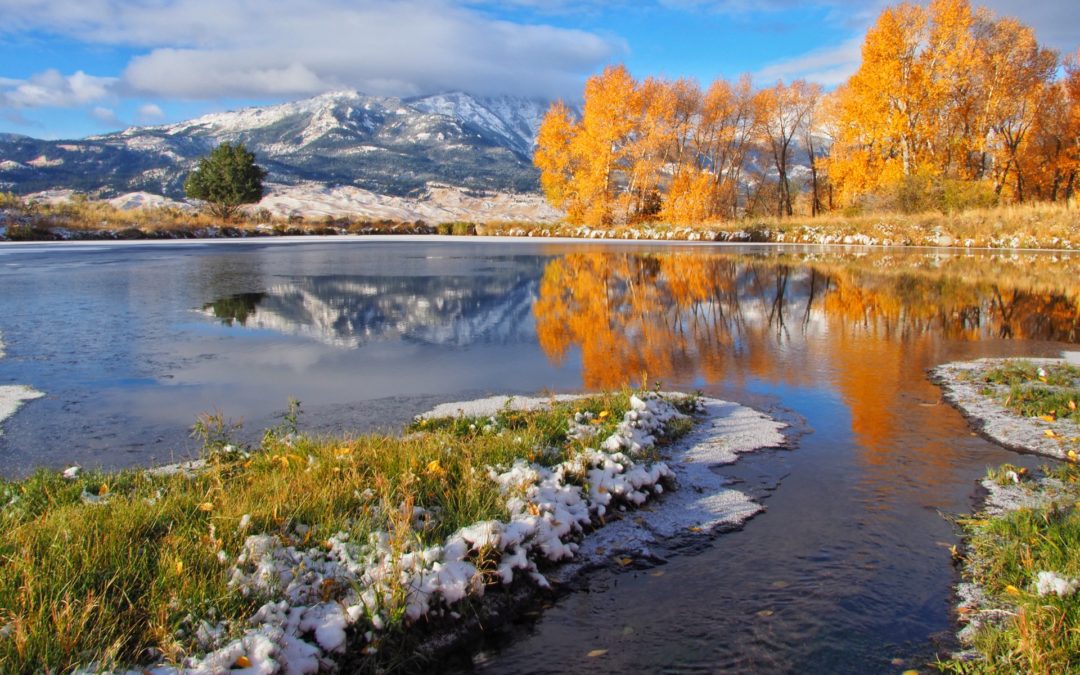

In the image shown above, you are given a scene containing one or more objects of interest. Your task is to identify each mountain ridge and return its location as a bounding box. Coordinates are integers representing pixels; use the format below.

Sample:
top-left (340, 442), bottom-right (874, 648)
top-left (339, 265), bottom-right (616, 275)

top-left (0, 91), bottom-right (563, 199)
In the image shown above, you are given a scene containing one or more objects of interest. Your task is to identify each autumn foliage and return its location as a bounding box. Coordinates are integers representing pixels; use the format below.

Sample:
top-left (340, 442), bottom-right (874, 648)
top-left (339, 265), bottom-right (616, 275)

top-left (534, 0), bottom-right (1079, 224)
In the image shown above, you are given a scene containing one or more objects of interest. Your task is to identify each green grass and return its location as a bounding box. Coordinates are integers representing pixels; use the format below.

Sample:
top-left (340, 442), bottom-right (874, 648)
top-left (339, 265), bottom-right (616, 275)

top-left (0, 392), bottom-right (690, 673)
top-left (983, 361), bottom-right (1080, 388)
top-left (976, 360), bottom-right (1080, 429)
top-left (1002, 387), bottom-right (1080, 425)
top-left (939, 463), bottom-right (1080, 674)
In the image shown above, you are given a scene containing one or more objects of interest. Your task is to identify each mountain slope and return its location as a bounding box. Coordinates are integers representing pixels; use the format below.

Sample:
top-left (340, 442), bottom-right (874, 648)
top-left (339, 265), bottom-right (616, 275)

top-left (0, 91), bottom-right (560, 198)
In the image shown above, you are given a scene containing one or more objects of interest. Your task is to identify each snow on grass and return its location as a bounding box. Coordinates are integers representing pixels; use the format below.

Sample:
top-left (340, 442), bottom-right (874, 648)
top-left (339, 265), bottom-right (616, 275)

top-left (932, 357), bottom-right (1080, 461)
top-left (120, 393), bottom-right (784, 674)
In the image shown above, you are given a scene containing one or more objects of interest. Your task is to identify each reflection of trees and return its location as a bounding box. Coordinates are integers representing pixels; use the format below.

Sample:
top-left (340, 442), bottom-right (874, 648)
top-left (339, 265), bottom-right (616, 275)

top-left (205, 293), bottom-right (266, 326)
top-left (534, 250), bottom-right (1080, 488)
top-left (534, 252), bottom-right (1080, 391)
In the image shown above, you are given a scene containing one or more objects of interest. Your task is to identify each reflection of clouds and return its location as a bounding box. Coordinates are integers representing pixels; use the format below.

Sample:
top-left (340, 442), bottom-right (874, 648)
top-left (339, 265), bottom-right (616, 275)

top-left (202, 274), bottom-right (539, 349)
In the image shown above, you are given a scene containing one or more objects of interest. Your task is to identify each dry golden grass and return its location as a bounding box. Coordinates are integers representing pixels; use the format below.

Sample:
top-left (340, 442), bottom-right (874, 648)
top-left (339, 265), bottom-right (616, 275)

top-left (3, 191), bottom-right (1078, 248)
top-left (0, 192), bottom-right (433, 239)
top-left (477, 201), bottom-right (1080, 250)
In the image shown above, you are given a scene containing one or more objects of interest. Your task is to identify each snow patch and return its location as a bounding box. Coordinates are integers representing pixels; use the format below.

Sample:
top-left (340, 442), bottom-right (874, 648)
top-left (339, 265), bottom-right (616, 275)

top-left (1035, 571), bottom-right (1079, 597)
top-left (107, 192), bottom-right (190, 212)
top-left (253, 183), bottom-right (560, 224)
top-left (0, 385), bottom-right (44, 435)
top-left (933, 357), bottom-right (1077, 460)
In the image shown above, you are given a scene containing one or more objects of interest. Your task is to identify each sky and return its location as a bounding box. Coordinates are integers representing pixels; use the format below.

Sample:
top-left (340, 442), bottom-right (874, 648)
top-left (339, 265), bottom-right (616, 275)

top-left (0, 0), bottom-right (1077, 140)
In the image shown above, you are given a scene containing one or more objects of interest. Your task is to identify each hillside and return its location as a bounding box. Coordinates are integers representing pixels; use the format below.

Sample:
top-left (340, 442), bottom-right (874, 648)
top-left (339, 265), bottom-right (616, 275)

top-left (0, 91), bottom-right (559, 198)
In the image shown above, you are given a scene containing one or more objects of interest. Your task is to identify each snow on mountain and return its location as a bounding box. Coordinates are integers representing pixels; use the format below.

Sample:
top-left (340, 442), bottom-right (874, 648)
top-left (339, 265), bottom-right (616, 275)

top-left (0, 91), bottom-right (561, 199)
top-left (407, 92), bottom-right (553, 157)
top-left (203, 272), bottom-right (542, 349)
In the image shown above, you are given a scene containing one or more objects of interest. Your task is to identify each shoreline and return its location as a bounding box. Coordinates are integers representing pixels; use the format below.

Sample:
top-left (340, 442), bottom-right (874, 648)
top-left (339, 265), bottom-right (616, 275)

top-left (4, 231), bottom-right (1080, 255)
top-left (934, 356), bottom-right (1080, 670)
top-left (932, 357), bottom-right (1080, 461)
top-left (0, 392), bottom-right (788, 674)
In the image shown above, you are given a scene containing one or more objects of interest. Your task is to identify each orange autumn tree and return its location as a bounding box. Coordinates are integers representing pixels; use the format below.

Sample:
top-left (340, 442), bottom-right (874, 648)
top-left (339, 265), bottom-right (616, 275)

top-left (536, 1), bottom-right (1074, 222)
top-left (534, 101), bottom-right (581, 220)
top-left (828, 0), bottom-right (1067, 208)
top-left (536, 70), bottom-right (772, 225)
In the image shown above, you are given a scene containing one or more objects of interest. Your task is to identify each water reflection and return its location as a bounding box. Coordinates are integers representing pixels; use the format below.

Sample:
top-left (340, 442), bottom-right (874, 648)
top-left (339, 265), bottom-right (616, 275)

top-left (533, 251), bottom-right (1080, 391)
top-left (531, 251), bottom-right (1080, 495)
top-left (204, 274), bottom-right (539, 347)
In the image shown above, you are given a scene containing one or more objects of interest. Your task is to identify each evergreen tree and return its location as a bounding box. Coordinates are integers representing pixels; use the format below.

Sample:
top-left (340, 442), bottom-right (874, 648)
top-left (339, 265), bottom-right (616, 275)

top-left (184, 142), bottom-right (267, 220)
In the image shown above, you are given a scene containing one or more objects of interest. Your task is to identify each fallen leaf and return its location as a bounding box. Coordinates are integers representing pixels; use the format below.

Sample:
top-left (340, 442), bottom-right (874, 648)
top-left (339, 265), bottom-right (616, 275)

top-left (1005, 585), bottom-right (1021, 596)
top-left (650, 570), bottom-right (665, 577)
top-left (1041, 415), bottom-right (1057, 423)
top-left (98, 484), bottom-right (109, 496)
top-left (235, 656), bottom-right (252, 668)
top-left (757, 609), bottom-right (774, 618)
top-left (197, 502), bottom-right (214, 512)
top-left (616, 556), bottom-right (632, 567)
top-left (586, 649), bottom-right (608, 658)
top-left (1069, 400), bottom-right (1077, 412)
top-left (1045, 430), bottom-right (1058, 438)
top-left (1069, 450), bottom-right (1078, 463)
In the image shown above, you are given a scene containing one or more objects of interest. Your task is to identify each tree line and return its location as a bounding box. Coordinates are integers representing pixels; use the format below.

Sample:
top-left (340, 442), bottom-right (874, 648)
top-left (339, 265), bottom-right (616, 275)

top-left (534, 0), bottom-right (1080, 225)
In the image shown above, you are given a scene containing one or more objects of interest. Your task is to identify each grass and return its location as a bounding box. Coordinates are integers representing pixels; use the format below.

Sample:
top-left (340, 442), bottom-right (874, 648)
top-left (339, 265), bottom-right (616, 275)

top-left (939, 462), bottom-right (1080, 674)
top-left (983, 361), bottom-right (1080, 388)
top-left (477, 201), bottom-right (1080, 250)
top-left (5, 191), bottom-right (1079, 249)
top-left (975, 361), bottom-right (1080, 428)
top-left (1001, 388), bottom-right (1080, 425)
top-left (0, 192), bottom-right (439, 239)
top-left (0, 392), bottom-right (694, 673)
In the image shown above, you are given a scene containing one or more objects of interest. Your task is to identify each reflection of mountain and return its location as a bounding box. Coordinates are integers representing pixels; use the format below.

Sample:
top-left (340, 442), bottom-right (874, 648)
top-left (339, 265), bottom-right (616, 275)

top-left (203, 274), bottom-right (540, 348)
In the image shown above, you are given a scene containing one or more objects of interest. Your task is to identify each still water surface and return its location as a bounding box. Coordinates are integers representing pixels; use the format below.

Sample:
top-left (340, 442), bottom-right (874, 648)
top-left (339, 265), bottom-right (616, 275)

top-left (0, 238), bottom-right (1076, 672)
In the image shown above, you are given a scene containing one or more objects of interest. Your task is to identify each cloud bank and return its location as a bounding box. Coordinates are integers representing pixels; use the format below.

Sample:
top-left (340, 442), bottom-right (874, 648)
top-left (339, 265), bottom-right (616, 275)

top-left (0, 0), bottom-right (622, 104)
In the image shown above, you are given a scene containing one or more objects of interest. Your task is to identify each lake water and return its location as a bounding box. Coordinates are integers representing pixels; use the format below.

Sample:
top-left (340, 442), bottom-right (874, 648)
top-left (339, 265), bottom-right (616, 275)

top-left (0, 238), bottom-right (1076, 672)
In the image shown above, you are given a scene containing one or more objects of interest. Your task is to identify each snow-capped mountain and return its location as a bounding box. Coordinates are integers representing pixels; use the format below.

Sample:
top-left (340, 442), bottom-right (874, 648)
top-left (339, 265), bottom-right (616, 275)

top-left (0, 91), bottom-right (562, 198)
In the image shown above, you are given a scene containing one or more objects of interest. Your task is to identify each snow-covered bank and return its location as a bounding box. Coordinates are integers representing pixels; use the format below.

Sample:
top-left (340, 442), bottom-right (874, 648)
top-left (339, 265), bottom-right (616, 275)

top-left (424, 394), bottom-right (788, 581)
top-left (934, 356), bottom-right (1080, 666)
top-left (932, 357), bottom-right (1079, 461)
top-left (126, 393), bottom-right (786, 674)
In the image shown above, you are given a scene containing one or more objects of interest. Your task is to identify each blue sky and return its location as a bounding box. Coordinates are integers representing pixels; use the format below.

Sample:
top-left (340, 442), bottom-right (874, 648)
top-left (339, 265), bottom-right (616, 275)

top-left (0, 0), bottom-right (1076, 140)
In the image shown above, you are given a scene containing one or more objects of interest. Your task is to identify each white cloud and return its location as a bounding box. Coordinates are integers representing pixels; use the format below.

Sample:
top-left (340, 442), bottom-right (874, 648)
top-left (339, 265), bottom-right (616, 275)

top-left (0, 0), bottom-right (623, 101)
top-left (755, 36), bottom-right (864, 87)
top-left (0, 69), bottom-right (116, 108)
top-left (136, 103), bottom-right (165, 121)
top-left (90, 105), bottom-right (120, 126)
